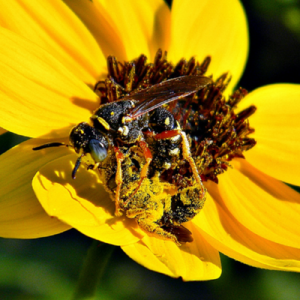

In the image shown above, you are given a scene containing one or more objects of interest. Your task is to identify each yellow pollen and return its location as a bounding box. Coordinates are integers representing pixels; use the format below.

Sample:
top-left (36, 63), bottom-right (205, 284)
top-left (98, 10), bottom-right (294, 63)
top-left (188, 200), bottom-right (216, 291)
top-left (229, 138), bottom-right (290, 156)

top-left (97, 117), bottom-right (110, 130)
top-left (171, 135), bottom-right (181, 142)
top-left (169, 148), bottom-right (180, 155)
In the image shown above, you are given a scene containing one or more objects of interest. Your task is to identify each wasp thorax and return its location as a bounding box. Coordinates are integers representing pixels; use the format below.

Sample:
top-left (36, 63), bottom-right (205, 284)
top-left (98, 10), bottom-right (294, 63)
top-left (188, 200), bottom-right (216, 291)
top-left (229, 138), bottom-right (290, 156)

top-left (91, 101), bottom-right (135, 132)
top-left (91, 100), bottom-right (149, 144)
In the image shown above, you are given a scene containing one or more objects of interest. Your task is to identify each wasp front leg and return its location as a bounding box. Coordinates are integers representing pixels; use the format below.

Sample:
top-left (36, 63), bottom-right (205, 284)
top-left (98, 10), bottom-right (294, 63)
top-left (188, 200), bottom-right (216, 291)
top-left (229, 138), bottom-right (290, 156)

top-left (123, 140), bottom-right (152, 206)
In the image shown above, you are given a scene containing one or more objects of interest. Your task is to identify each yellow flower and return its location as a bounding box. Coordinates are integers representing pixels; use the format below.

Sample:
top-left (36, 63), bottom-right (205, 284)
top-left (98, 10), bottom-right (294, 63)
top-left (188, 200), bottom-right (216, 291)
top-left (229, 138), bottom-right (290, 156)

top-left (0, 0), bottom-right (300, 281)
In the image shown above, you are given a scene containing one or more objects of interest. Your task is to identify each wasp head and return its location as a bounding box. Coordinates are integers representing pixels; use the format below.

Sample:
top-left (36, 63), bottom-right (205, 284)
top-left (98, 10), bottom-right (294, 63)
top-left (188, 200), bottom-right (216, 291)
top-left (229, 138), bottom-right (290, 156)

top-left (33, 123), bottom-right (109, 179)
top-left (69, 122), bottom-right (109, 163)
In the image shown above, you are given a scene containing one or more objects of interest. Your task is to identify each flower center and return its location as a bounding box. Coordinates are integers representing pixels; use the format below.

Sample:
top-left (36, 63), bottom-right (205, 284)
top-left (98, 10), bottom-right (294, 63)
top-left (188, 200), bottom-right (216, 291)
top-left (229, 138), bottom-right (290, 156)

top-left (94, 49), bottom-right (256, 184)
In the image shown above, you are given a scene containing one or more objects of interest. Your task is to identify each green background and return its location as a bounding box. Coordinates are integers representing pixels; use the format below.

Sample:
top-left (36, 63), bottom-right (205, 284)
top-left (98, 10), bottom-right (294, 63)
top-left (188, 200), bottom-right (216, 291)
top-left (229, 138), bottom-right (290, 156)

top-left (1, 0), bottom-right (300, 299)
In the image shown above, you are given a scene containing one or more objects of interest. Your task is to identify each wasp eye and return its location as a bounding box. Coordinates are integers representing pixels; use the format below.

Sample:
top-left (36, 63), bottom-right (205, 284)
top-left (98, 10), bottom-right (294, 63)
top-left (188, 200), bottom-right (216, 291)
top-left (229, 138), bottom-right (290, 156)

top-left (89, 139), bottom-right (108, 162)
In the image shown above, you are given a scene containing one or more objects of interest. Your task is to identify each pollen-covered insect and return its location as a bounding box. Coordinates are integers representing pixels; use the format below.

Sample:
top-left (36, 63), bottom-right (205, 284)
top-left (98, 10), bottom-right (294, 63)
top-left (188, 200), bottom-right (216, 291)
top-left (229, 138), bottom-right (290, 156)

top-left (101, 144), bottom-right (206, 245)
top-left (34, 75), bottom-right (211, 244)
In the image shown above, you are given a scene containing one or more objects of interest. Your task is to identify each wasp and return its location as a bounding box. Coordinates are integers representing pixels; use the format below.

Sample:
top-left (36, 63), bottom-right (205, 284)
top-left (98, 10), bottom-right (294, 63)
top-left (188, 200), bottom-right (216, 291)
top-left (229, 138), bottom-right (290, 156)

top-left (34, 75), bottom-right (211, 244)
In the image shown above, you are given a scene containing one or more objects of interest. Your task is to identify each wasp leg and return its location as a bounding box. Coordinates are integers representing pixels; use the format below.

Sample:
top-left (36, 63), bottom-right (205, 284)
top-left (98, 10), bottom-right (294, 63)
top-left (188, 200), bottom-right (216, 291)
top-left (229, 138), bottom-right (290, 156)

top-left (155, 129), bottom-right (205, 197)
top-left (123, 141), bottom-right (152, 206)
top-left (126, 208), bottom-right (145, 218)
top-left (126, 209), bottom-right (180, 245)
top-left (114, 146), bottom-right (124, 216)
top-left (179, 131), bottom-right (205, 194)
top-left (138, 140), bottom-right (152, 178)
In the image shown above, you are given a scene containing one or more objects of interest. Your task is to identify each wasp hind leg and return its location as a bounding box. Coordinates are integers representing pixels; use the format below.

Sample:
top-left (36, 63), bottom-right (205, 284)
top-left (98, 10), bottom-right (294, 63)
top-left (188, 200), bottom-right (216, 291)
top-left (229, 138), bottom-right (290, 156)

top-left (179, 131), bottom-right (206, 197)
top-left (154, 129), bottom-right (206, 198)
top-left (137, 217), bottom-right (181, 246)
top-left (127, 208), bottom-right (181, 245)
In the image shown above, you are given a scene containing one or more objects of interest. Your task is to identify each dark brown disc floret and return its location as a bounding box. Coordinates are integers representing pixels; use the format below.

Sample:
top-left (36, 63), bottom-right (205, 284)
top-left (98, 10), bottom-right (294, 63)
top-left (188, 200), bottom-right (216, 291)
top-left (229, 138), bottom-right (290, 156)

top-left (94, 49), bottom-right (256, 183)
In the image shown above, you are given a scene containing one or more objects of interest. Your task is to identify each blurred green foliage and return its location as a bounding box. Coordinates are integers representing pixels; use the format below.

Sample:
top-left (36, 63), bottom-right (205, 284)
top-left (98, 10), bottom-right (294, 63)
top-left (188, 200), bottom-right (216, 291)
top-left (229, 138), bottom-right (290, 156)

top-left (1, 233), bottom-right (300, 300)
top-left (1, 0), bottom-right (300, 299)
top-left (252, 0), bottom-right (300, 36)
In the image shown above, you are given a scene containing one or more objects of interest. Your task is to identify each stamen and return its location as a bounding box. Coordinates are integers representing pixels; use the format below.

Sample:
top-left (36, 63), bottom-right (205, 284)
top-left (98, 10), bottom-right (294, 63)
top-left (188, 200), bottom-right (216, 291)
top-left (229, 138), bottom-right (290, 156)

top-left (94, 49), bottom-right (257, 184)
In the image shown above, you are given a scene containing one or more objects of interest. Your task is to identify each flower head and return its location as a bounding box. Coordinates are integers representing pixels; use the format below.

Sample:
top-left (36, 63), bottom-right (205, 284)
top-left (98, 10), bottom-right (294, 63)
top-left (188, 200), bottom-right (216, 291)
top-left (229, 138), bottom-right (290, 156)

top-left (0, 0), bottom-right (300, 281)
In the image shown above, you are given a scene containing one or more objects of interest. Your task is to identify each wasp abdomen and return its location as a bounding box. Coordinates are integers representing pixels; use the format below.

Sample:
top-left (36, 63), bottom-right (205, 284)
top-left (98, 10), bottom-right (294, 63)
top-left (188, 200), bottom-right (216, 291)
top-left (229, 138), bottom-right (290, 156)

top-left (149, 107), bottom-right (175, 132)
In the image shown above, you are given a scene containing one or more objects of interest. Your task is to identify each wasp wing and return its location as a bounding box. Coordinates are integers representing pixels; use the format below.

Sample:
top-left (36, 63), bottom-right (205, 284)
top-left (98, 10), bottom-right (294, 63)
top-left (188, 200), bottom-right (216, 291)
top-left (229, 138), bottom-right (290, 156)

top-left (120, 75), bottom-right (212, 120)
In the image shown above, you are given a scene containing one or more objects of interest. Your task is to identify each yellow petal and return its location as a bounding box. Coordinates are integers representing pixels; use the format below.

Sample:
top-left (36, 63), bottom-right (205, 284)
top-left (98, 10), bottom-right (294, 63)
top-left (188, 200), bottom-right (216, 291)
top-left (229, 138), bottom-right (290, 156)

top-left (33, 155), bottom-right (144, 246)
top-left (122, 222), bottom-right (221, 281)
top-left (0, 0), bottom-right (106, 85)
top-left (63, 0), bottom-right (126, 60)
top-left (169, 0), bottom-right (248, 90)
top-left (96, 0), bottom-right (170, 61)
top-left (0, 128), bottom-right (7, 135)
top-left (219, 159), bottom-right (300, 249)
top-left (195, 184), bottom-right (300, 271)
top-left (0, 138), bottom-right (71, 238)
top-left (238, 84), bottom-right (300, 186)
top-left (0, 27), bottom-right (99, 138)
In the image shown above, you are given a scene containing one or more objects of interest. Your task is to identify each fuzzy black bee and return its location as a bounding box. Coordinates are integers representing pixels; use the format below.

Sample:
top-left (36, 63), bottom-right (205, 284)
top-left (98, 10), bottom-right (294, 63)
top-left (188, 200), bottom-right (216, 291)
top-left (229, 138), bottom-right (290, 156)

top-left (34, 75), bottom-right (211, 244)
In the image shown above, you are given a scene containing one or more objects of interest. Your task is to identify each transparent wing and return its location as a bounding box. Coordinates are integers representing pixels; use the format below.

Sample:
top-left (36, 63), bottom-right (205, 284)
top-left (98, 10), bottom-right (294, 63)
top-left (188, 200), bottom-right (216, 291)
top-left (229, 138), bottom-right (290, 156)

top-left (121, 75), bottom-right (212, 120)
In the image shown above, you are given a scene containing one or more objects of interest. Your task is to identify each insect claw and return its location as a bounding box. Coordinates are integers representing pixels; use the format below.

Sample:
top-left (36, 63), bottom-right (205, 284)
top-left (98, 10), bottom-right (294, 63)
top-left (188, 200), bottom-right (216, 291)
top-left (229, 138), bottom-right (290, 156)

top-left (72, 155), bottom-right (83, 179)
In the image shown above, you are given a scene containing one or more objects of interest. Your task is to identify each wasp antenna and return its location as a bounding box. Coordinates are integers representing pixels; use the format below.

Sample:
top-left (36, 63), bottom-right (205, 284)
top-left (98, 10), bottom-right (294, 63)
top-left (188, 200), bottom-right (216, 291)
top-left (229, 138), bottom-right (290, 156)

top-left (33, 142), bottom-right (69, 151)
top-left (72, 155), bottom-right (83, 179)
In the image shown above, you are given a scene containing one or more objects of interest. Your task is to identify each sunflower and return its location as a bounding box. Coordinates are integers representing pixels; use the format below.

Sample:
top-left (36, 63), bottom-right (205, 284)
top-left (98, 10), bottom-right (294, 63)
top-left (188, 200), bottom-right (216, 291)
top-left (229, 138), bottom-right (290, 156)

top-left (0, 0), bottom-right (300, 282)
